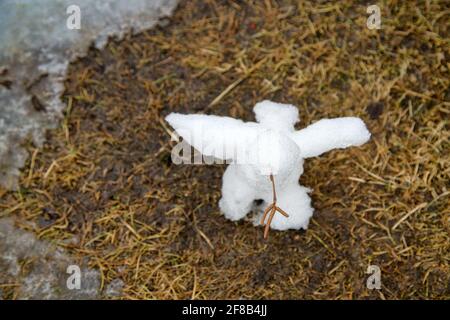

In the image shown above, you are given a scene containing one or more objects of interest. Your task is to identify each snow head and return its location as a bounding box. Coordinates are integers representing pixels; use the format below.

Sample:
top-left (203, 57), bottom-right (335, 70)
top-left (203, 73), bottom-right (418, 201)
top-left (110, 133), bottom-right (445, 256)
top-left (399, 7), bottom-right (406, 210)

top-left (165, 100), bottom-right (371, 233)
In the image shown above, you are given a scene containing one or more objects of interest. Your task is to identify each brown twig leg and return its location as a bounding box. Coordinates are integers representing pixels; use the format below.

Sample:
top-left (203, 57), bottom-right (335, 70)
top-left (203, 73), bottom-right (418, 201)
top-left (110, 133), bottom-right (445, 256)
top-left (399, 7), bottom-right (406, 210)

top-left (275, 206), bottom-right (289, 218)
top-left (262, 174), bottom-right (289, 239)
top-left (263, 207), bottom-right (276, 239)
top-left (270, 174), bottom-right (276, 202)
top-left (260, 203), bottom-right (274, 225)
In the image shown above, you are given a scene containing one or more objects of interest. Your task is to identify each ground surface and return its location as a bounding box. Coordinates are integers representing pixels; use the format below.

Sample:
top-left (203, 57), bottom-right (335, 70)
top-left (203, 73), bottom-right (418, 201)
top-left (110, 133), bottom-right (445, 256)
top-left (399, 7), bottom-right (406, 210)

top-left (1, 0), bottom-right (449, 299)
top-left (0, 0), bottom-right (177, 189)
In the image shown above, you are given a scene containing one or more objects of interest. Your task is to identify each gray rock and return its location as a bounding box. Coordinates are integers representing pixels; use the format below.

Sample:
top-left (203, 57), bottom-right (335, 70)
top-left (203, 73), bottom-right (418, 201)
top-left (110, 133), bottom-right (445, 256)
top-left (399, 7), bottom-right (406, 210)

top-left (0, 218), bottom-right (101, 299)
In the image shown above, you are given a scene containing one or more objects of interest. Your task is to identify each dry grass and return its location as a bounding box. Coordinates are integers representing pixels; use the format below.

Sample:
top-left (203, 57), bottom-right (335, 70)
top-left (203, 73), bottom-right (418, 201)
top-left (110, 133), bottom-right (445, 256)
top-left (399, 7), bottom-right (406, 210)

top-left (1, 0), bottom-right (449, 299)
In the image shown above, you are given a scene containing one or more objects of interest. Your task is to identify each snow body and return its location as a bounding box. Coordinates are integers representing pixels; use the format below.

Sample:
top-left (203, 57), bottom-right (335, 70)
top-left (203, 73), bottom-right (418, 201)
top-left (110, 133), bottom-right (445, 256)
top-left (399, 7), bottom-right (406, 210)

top-left (166, 100), bottom-right (371, 231)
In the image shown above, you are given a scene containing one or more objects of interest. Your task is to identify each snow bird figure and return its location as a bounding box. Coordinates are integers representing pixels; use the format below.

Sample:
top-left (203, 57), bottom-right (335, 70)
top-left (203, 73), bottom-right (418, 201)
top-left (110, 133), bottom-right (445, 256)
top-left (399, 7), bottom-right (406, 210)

top-left (165, 100), bottom-right (371, 239)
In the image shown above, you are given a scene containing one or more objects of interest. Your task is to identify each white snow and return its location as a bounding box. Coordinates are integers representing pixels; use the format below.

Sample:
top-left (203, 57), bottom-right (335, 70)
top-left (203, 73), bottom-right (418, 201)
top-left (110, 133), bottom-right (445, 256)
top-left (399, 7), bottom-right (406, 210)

top-left (253, 100), bottom-right (299, 132)
top-left (291, 117), bottom-right (372, 158)
top-left (166, 100), bottom-right (371, 232)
